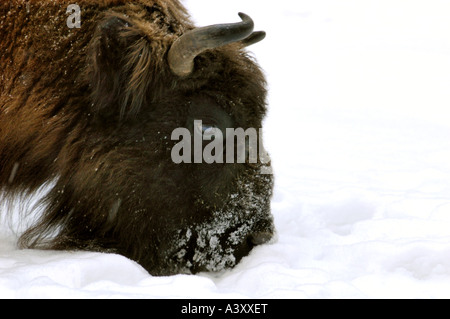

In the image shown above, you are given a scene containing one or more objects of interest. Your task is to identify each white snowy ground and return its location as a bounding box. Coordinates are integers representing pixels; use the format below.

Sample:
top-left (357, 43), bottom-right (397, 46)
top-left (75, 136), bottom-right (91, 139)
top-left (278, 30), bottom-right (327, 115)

top-left (2, 0), bottom-right (450, 298)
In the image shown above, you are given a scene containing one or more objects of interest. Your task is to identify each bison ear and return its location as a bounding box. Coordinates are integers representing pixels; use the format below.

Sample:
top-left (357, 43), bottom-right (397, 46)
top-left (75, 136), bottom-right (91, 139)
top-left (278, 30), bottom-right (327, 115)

top-left (88, 15), bottom-right (152, 120)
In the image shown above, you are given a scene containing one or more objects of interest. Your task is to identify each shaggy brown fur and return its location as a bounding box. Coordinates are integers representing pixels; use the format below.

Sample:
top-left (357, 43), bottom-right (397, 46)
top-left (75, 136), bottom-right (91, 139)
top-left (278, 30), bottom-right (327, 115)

top-left (0, 0), bottom-right (274, 275)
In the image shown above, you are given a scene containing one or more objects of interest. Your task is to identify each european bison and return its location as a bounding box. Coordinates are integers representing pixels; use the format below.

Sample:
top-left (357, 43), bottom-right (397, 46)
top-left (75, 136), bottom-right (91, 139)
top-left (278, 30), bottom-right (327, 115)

top-left (0, 0), bottom-right (274, 275)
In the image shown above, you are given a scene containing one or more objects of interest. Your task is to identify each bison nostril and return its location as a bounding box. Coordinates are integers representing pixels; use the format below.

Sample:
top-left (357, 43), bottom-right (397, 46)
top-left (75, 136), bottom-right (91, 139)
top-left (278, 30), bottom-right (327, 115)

top-left (250, 232), bottom-right (273, 246)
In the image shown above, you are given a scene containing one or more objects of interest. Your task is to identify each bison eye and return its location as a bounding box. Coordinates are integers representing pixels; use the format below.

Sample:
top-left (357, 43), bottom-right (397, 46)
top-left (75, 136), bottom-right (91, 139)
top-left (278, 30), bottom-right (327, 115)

top-left (194, 121), bottom-right (221, 140)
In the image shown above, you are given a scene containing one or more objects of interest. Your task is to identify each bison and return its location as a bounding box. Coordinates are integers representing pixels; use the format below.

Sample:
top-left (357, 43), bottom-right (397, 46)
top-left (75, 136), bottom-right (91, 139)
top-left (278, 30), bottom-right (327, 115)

top-left (0, 0), bottom-right (274, 276)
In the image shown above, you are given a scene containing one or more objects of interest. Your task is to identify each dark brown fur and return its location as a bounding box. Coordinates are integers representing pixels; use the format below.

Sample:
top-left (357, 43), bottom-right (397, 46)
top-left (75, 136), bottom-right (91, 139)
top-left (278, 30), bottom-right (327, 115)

top-left (0, 0), bottom-right (273, 275)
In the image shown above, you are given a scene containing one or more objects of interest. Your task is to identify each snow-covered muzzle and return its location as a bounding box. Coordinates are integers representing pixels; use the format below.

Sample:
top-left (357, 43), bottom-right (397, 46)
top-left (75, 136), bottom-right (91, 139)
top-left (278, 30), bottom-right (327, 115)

top-left (165, 165), bottom-right (275, 274)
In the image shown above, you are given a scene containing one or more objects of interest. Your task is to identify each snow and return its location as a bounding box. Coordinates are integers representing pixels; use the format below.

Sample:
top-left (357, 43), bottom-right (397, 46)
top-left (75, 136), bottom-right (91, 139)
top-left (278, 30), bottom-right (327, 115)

top-left (2, 0), bottom-right (450, 298)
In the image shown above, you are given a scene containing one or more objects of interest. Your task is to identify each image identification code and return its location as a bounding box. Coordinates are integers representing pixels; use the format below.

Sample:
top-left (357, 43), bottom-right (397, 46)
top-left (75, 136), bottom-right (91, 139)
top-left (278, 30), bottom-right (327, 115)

top-left (181, 303), bottom-right (268, 316)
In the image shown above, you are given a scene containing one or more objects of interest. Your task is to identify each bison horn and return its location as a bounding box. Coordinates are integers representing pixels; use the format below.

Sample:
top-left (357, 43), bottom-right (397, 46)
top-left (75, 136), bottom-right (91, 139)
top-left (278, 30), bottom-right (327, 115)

top-left (168, 12), bottom-right (265, 77)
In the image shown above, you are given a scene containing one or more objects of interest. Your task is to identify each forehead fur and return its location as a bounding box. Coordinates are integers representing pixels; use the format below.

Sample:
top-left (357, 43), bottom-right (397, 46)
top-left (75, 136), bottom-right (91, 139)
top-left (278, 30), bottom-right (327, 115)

top-left (84, 1), bottom-right (267, 122)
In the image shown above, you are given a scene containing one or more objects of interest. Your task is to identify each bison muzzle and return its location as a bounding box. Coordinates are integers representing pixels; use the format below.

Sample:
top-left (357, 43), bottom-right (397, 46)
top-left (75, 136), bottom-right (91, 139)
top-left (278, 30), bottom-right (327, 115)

top-left (0, 0), bottom-right (274, 275)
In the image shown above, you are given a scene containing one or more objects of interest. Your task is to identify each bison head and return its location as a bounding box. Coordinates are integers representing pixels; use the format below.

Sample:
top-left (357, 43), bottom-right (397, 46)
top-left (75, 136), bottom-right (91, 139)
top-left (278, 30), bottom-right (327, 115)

top-left (14, 3), bottom-right (274, 276)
